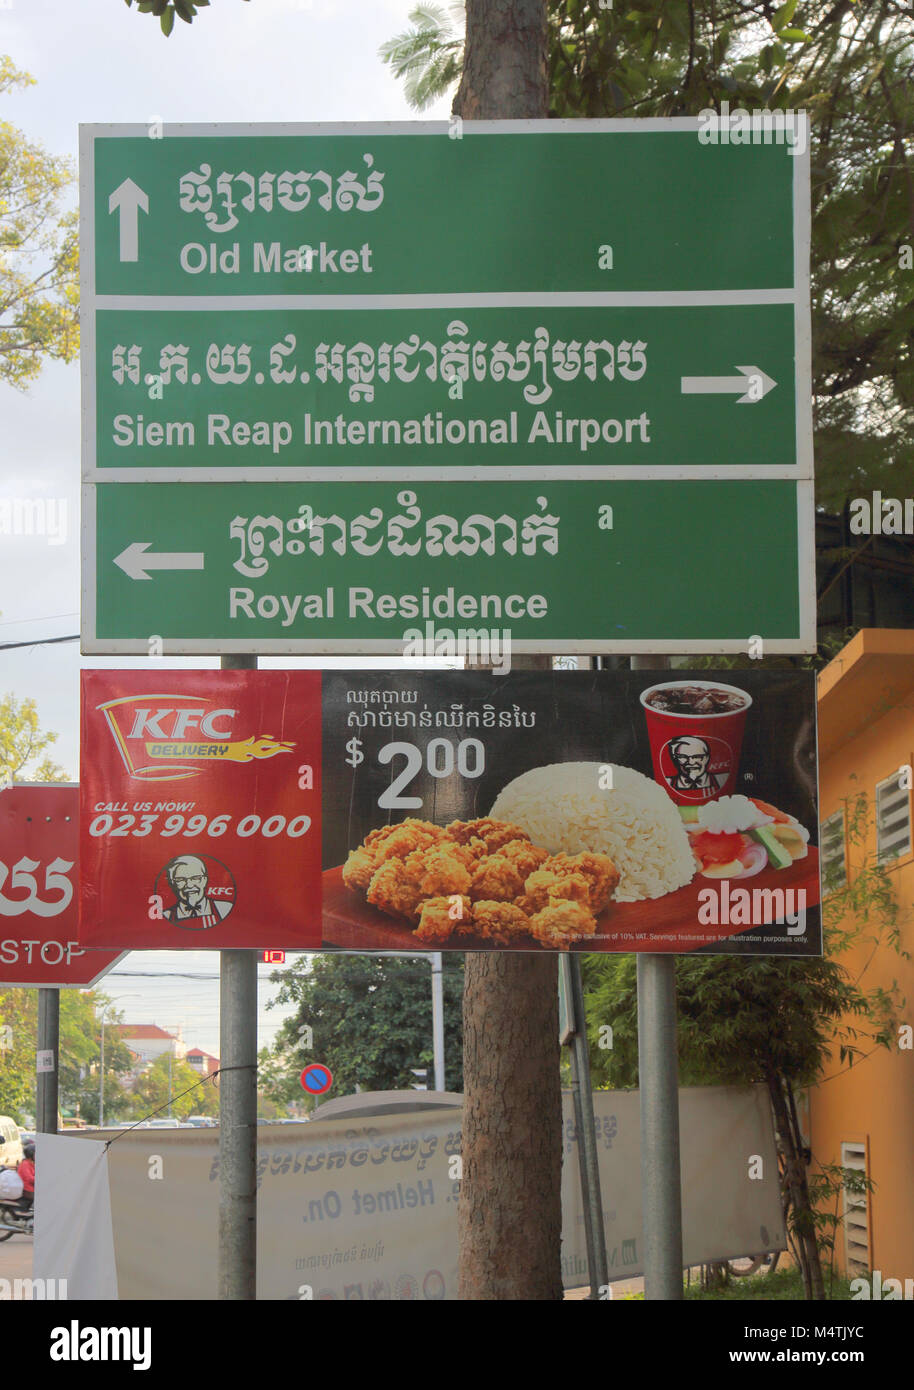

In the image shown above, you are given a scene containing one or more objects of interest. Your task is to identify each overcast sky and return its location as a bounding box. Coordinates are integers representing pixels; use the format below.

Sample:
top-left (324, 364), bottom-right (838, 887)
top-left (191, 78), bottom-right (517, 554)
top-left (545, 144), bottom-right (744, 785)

top-left (0, 0), bottom-right (454, 1062)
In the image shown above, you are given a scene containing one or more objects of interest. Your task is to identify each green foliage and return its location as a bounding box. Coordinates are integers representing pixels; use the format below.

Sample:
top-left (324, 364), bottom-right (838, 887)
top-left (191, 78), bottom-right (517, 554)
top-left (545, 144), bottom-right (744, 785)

top-left (0, 57), bottom-right (79, 389)
top-left (0, 988), bottom-right (134, 1123)
top-left (381, 2), bottom-right (914, 512)
top-left (683, 1265), bottom-right (854, 1301)
top-left (806, 1160), bottom-right (876, 1296)
top-left (0, 692), bottom-right (68, 783)
top-left (128, 1051), bottom-right (215, 1120)
top-left (261, 953), bottom-right (464, 1104)
top-left (379, 3), bottom-right (465, 112)
top-left (0, 989), bottom-right (37, 1119)
top-left (59, 993), bottom-right (135, 1125)
top-left (124, 0), bottom-right (223, 35)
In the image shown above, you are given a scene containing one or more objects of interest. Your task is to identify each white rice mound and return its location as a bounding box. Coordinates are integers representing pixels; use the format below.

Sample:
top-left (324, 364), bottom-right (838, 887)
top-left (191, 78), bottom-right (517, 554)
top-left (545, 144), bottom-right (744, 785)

top-left (490, 761), bottom-right (696, 902)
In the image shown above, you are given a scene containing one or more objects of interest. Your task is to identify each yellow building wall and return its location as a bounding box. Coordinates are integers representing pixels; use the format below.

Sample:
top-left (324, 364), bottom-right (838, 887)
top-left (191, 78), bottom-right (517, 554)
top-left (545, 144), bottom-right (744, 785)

top-left (813, 699), bottom-right (914, 1280)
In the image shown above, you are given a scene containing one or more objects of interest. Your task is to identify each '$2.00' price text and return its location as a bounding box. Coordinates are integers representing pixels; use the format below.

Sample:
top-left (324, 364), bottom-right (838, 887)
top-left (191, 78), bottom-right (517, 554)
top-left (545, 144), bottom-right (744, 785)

top-left (87, 810), bottom-right (312, 839)
top-left (345, 736), bottom-right (485, 809)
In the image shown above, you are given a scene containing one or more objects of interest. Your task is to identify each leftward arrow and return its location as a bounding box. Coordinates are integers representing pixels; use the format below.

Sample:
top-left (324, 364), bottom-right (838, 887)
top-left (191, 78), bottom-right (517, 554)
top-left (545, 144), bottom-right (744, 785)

top-left (108, 178), bottom-right (149, 262)
top-left (114, 543), bottom-right (204, 582)
top-left (680, 365), bottom-right (777, 404)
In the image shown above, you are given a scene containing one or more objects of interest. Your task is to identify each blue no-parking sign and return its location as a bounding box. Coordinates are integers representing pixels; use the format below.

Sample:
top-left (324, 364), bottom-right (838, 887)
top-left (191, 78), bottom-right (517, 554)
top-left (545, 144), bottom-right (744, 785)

top-left (300, 1063), bottom-right (333, 1095)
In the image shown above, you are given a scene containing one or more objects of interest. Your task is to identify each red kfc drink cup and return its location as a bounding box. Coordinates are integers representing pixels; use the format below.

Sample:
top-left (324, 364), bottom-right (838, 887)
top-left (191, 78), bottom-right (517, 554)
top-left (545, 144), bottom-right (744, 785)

top-left (639, 680), bottom-right (752, 806)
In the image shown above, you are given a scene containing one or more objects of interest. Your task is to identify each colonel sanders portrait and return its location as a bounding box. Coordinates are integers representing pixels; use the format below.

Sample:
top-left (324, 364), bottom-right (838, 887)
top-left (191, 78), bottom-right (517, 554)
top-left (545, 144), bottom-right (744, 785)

top-left (162, 854), bottom-right (232, 927)
top-left (668, 735), bottom-right (714, 791)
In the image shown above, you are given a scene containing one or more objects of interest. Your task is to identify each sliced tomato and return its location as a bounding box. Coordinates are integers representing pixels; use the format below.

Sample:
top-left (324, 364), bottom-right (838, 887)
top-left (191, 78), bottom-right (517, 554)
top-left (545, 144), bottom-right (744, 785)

top-left (750, 797), bottom-right (791, 824)
top-left (692, 830), bottom-right (748, 864)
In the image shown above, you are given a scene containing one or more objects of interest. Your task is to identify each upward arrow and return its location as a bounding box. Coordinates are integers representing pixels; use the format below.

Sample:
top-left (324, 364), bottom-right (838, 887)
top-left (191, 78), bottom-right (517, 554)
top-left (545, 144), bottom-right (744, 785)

top-left (108, 179), bottom-right (149, 262)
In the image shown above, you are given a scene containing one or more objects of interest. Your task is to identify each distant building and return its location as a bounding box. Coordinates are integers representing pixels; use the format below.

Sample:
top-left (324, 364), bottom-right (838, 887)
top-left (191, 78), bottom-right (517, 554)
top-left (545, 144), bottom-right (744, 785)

top-left (186, 1047), bottom-right (220, 1078)
top-left (117, 1024), bottom-right (186, 1070)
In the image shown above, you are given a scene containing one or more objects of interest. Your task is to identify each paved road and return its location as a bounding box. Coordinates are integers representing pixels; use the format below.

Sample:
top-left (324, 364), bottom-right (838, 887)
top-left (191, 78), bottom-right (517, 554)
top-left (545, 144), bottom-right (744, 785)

top-left (0, 1233), bottom-right (33, 1285)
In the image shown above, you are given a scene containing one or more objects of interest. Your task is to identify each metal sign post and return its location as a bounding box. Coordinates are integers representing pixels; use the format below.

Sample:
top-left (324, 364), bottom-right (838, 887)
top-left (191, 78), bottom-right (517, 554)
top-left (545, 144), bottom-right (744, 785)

top-left (636, 953), bottom-right (684, 1299)
top-left (218, 653), bottom-right (258, 1301)
top-left (631, 653), bottom-right (683, 1299)
top-left (431, 952), bottom-right (445, 1092)
top-left (36, 989), bottom-right (60, 1135)
top-left (559, 953), bottom-right (609, 1297)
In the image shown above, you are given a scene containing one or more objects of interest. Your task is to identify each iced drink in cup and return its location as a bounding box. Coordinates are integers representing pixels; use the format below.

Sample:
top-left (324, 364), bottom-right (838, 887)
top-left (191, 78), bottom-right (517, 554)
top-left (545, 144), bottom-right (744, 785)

top-left (639, 680), bottom-right (752, 806)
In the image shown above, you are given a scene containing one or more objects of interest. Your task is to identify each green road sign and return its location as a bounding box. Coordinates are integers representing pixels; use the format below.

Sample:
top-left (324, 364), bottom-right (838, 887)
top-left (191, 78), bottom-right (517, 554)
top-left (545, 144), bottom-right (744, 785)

top-left (80, 121), bottom-right (814, 653)
top-left (93, 304), bottom-right (795, 474)
top-left (84, 477), bottom-right (812, 653)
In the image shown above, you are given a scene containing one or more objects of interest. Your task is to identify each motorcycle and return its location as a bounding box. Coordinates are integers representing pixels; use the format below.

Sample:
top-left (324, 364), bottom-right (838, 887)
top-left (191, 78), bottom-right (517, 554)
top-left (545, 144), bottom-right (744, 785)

top-left (0, 1197), bottom-right (33, 1239)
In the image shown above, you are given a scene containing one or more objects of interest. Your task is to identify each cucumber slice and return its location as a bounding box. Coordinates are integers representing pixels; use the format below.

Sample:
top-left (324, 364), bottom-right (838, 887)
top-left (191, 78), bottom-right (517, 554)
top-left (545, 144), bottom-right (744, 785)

top-left (750, 824), bottom-right (793, 870)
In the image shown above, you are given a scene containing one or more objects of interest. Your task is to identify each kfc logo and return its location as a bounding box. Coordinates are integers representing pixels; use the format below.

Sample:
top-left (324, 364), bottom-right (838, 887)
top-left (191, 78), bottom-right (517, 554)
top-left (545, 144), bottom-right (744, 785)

top-left (155, 854), bottom-right (236, 930)
top-left (658, 734), bottom-right (734, 802)
top-left (96, 693), bottom-right (295, 781)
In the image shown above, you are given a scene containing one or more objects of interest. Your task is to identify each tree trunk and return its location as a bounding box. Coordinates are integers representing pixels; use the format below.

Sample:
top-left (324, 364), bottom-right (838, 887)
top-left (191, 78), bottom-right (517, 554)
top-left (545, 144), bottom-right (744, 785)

top-left (785, 1076), bottom-right (826, 1301)
top-left (453, 0), bottom-right (548, 121)
top-left (453, 0), bottom-right (560, 1302)
top-left (767, 1070), bottom-right (824, 1300)
top-left (458, 951), bottom-right (563, 1299)
top-left (460, 649), bottom-right (560, 1296)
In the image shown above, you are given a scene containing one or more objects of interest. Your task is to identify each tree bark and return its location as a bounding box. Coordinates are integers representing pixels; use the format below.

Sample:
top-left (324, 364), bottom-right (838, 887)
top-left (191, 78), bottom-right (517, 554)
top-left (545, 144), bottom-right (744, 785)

top-left (453, 0), bottom-right (548, 121)
top-left (458, 951), bottom-right (563, 1299)
top-left (460, 651), bottom-right (561, 1296)
top-left (453, 0), bottom-right (560, 1302)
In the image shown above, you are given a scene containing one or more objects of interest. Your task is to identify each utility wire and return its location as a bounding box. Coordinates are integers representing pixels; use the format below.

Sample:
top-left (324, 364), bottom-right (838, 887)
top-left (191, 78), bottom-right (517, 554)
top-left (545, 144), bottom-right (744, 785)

top-left (0, 634), bottom-right (79, 651)
top-left (0, 613), bottom-right (78, 627)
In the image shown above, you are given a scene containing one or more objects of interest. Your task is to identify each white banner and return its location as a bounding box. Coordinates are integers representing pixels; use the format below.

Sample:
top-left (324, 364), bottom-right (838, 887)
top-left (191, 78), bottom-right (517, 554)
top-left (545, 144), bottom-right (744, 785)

top-left (33, 1134), bottom-right (118, 1300)
top-left (40, 1085), bottom-right (783, 1299)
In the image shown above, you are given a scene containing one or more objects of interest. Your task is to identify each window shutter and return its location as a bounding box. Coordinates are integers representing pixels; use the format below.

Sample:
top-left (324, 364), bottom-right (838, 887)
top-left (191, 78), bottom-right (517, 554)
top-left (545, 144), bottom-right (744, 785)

top-left (841, 1141), bottom-right (870, 1278)
top-left (876, 773), bottom-right (912, 863)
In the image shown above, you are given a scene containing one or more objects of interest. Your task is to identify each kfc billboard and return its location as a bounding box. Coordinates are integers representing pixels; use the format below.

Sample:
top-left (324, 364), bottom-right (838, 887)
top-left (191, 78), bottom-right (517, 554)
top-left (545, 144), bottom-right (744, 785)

top-left (81, 669), bottom-right (819, 956)
top-left (80, 671), bottom-right (322, 949)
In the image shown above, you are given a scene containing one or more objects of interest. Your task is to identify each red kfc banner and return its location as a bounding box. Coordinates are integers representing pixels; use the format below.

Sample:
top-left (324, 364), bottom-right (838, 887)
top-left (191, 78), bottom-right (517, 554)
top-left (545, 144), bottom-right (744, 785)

top-left (80, 671), bottom-right (321, 948)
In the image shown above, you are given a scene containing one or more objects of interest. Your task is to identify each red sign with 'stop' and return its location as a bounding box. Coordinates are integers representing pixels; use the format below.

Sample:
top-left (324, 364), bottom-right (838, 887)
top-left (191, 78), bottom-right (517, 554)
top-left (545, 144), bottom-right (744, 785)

top-left (0, 784), bottom-right (122, 986)
top-left (80, 671), bottom-right (322, 948)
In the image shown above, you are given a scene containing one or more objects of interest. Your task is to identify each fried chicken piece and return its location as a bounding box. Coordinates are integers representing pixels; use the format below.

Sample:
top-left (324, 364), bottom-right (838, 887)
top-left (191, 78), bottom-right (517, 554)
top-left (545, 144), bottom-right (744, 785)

top-left (455, 835), bottom-right (489, 863)
top-left (405, 845), bottom-right (472, 898)
top-left (344, 819), bottom-right (444, 892)
top-left (446, 817), bottom-right (531, 853)
top-left (364, 818), bottom-right (446, 864)
top-left (499, 838), bottom-right (550, 881)
top-left (528, 900), bottom-right (597, 950)
top-left (469, 855), bottom-right (525, 903)
top-left (469, 900), bottom-right (532, 945)
top-left (366, 858), bottom-right (424, 922)
top-left (523, 868), bottom-right (592, 912)
top-left (545, 852), bottom-right (620, 913)
top-left (432, 839), bottom-right (480, 869)
top-left (415, 895), bottom-right (471, 943)
top-left (342, 846), bottom-right (378, 892)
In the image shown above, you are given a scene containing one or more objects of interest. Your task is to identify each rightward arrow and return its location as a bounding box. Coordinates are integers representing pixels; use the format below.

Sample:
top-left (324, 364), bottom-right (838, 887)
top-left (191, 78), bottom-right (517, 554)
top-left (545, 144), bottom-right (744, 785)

top-left (680, 365), bottom-right (777, 404)
top-left (108, 178), bottom-right (149, 262)
top-left (114, 543), bottom-right (204, 582)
